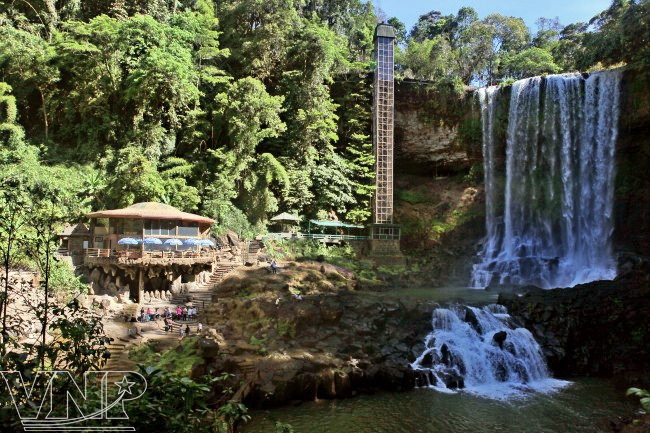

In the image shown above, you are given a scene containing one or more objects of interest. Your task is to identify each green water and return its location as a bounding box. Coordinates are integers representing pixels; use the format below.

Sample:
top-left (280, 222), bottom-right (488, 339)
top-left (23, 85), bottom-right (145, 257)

top-left (241, 378), bottom-right (635, 433)
top-left (242, 288), bottom-right (636, 432)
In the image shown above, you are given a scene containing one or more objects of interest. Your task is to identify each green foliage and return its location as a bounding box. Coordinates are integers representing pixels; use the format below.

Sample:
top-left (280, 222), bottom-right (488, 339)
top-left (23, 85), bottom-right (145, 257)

top-left (49, 259), bottom-right (88, 296)
top-left (130, 336), bottom-right (204, 376)
top-left (395, 190), bottom-right (428, 205)
top-left (626, 387), bottom-right (650, 412)
top-left (216, 400), bottom-right (251, 433)
top-left (463, 164), bottom-right (484, 184)
top-left (275, 421), bottom-right (296, 433)
top-left (457, 117), bottom-right (482, 150)
top-left (101, 146), bottom-right (166, 208)
top-left (501, 47), bottom-right (561, 79)
top-left (128, 366), bottom-right (238, 433)
top-left (276, 319), bottom-right (296, 338)
top-left (0, 296), bottom-right (108, 373)
top-left (0, 0), bottom-right (645, 265)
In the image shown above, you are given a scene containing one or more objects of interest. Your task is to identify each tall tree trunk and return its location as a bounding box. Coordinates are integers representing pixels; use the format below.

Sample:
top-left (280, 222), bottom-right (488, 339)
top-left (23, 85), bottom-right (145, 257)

top-left (43, 0), bottom-right (58, 42)
top-left (39, 203), bottom-right (54, 370)
top-left (39, 88), bottom-right (48, 145)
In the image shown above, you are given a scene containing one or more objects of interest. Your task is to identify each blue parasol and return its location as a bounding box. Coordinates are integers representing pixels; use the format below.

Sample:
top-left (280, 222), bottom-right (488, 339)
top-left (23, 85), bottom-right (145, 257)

top-left (142, 237), bottom-right (162, 244)
top-left (117, 237), bottom-right (139, 245)
top-left (183, 238), bottom-right (202, 246)
top-left (198, 239), bottom-right (215, 247)
top-left (164, 238), bottom-right (183, 246)
top-left (117, 237), bottom-right (139, 251)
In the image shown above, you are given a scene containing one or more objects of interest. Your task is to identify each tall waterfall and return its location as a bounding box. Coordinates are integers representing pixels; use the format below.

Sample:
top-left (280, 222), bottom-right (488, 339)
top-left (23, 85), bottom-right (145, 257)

top-left (471, 71), bottom-right (622, 289)
top-left (411, 305), bottom-right (569, 399)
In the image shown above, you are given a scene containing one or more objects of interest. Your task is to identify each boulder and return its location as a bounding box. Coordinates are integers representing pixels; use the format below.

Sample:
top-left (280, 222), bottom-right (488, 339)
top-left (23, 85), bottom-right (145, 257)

top-left (117, 289), bottom-right (131, 304)
top-left (199, 337), bottom-right (220, 358)
top-left (100, 297), bottom-right (112, 311)
top-left (226, 231), bottom-right (240, 246)
top-left (90, 268), bottom-right (102, 285)
top-left (492, 331), bottom-right (507, 349)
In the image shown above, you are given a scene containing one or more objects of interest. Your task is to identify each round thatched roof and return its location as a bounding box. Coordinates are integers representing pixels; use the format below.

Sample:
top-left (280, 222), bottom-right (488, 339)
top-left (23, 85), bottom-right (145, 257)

top-left (87, 202), bottom-right (215, 224)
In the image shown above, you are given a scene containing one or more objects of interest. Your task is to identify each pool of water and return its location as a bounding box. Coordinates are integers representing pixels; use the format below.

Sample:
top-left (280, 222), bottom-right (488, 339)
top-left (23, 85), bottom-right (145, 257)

top-left (241, 378), bottom-right (635, 433)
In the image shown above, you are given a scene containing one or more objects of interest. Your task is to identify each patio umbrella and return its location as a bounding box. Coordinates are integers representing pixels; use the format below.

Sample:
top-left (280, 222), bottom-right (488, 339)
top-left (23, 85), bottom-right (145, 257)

top-left (198, 239), bottom-right (215, 247)
top-left (141, 237), bottom-right (162, 251)
top-left (118, 237), bottom-right (139, 251)
top-left (183, 238), bottom-right (202, 252)
top-left (270, 212), bottom-right (300, 223)
top-left (164, 238), bottom-right (183, 246)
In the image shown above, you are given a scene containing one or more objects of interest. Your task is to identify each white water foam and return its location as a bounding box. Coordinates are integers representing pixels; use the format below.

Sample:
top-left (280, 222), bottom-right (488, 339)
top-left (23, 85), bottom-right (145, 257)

top-left (412, 305), bottom-right (571, 400)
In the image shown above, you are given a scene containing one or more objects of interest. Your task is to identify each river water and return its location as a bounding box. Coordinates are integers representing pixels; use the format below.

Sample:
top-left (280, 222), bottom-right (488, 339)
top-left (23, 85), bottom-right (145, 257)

top-left (240, 286), bottom-right (637, 432)
top-left (241, 378), bottom-right (635, 433)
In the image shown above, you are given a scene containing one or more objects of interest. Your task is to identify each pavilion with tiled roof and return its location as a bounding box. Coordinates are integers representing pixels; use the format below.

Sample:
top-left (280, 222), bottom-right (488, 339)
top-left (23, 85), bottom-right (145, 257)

top-left (84, 202), bottom-right (218, 303)
top-left (86, 202), bottom-right (215, 251)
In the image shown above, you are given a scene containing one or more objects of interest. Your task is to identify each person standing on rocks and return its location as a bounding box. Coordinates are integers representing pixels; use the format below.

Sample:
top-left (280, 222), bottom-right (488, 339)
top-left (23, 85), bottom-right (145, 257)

top-left (271, 260), bottom-right (277, 274)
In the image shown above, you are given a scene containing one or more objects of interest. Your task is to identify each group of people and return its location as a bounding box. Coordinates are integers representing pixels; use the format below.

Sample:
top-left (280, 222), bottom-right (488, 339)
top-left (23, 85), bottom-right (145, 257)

top-left (163, 317), bottom-right (203, 337)
top-left (166, 305), bottom-right (198, 321)
top-left (133, 305), bottom-right (197, 322)
top-left (126, 305), bottom-right (203, 338)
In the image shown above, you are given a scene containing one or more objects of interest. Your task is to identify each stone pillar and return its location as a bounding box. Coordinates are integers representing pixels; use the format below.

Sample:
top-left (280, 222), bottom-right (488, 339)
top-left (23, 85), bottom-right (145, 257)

top-left (138, 268), bottom-right (144, 303)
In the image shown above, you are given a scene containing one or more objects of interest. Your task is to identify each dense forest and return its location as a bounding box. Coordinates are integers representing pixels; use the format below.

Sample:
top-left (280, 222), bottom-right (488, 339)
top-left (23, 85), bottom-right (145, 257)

top-left (0, 0), bottom-right (648, 244)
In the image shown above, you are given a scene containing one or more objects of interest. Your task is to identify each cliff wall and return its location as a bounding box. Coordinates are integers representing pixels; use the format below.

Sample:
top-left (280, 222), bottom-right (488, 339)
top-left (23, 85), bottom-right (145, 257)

top-left (394, 80), bottom-right (480, 176)
top-left (393, 70), bottom-right (650, 258)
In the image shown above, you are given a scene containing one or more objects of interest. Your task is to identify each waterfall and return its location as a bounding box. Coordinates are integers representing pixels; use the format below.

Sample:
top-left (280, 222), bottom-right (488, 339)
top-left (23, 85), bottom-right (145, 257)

top-left (411, 305), bottom-right (569, 399)
top-left (471, 71), bottom-right (622, 289)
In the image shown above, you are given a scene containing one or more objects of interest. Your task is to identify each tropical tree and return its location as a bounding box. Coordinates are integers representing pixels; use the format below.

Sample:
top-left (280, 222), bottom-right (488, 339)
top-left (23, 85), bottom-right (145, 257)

top-left (501, 47), bottom-right (561, 79)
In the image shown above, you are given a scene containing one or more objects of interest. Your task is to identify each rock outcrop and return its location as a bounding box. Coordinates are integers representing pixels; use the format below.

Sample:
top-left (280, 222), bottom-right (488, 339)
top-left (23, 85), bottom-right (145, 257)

top-left (394, 80), bottom-right (479, 176)
top-left (193, 262), bottom-right (436, 407)
top-left (498, 264), bottom-right (650, 388)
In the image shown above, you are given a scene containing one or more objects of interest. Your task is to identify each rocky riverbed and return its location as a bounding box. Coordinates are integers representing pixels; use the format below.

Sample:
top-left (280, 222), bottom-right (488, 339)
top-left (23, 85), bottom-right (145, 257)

top-left (189, 261), bottom-right (437, 407)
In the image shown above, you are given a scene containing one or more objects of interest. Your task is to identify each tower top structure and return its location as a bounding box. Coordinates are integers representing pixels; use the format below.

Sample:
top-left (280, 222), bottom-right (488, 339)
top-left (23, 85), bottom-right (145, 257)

top-left (373, 23), bottom-right (396, 40)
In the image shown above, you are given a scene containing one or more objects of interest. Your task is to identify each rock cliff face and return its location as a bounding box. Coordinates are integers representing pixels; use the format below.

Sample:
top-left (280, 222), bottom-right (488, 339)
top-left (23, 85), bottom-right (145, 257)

top-left (194, 262), bottom-right (436, 408)
top-left (394, 81), bottom-right (479, 176)
top-left (498, 267), bottom-right (650, 387)
top-left (614, 69), bottom-right (650, 255)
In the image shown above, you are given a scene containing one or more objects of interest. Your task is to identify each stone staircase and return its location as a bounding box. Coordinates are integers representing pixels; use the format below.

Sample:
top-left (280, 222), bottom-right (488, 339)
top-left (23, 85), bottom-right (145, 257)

top-left (248, 241), bottom-right (264, 256)
top-left (102, 262), bottom-right (239, 371)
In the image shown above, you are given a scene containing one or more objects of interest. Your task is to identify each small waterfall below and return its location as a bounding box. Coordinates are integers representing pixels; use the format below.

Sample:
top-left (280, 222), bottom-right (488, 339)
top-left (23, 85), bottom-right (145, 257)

top-left (471, 71), bottom-right (622, 289)
top-left (411, 305), bottom-right (569, 400)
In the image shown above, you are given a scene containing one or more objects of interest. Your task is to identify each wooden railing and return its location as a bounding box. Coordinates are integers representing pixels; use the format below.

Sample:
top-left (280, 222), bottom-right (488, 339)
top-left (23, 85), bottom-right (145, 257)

top-left (84, 249), bottom-right (217, 261)
top-left (263, 232), bottom-right (368, 241)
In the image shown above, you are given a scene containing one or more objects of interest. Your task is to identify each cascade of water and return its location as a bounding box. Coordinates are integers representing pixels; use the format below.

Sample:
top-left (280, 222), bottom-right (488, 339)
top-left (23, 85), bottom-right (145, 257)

top-left (470, 71), bottom-right (622, 289)
top-left (411, 305), bottom-right (569, 399)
